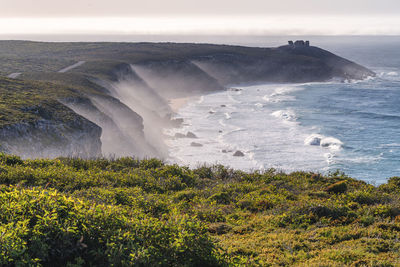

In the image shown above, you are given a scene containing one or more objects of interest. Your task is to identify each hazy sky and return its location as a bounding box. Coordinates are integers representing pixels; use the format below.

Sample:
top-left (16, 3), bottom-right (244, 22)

top-left (1, 0), bottom-right (400, 35)
top-left (2, 0), bottom-right (400, 16)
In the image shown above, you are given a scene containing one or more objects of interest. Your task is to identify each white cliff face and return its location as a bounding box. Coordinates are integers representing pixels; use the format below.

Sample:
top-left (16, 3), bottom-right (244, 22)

top-left (103, 78), bottom-right (171, 158)
top-left (0, 63), bottom-right (169, 159)
top-left (76, 61), bottom-right (225, 159)
top-left (87, 64), bottom-right (177, 158)
top-left (0, 118), bottom-right (101, 159)
top-left (63, 95), bottom-right (160, 159)
top-left (61, 98), bottom-right (132, 157)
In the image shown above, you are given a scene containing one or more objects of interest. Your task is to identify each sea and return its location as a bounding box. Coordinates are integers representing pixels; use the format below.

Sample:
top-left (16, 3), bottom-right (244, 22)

top-left (164, 36), bottom-right (400, 184)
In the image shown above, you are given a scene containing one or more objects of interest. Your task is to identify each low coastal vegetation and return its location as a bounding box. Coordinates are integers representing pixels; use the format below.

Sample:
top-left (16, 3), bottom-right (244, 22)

top-left (1, 153), bottom-right (400, 266)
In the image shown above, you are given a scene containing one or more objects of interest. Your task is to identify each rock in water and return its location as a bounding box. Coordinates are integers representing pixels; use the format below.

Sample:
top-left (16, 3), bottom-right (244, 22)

top-left (174, 133), bottom-right (186, 138)
top-left (233, 150), bottom-right (244, 157)
top-left (186, 131), bottom-right (197, 138)
top-left (191, 142), bottom-right (203, 147)
top-left (170, 118), bottom-right (184, 127)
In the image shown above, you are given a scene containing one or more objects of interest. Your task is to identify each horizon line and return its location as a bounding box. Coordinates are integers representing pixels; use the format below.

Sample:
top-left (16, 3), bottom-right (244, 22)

top-left (1, 16), bottom-right (400, 36)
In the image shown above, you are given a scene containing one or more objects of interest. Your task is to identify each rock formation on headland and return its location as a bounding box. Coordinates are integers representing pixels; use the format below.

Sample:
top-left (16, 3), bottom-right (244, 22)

top-left (288, 40), bottom-right (310, 47)
top-left (0, 41), bottom-right (375, 158)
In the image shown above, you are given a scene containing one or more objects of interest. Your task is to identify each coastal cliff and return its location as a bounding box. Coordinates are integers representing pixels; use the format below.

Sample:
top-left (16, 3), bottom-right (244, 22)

top-left (191, 45), bottom-right (374, 85)
top-left (0, 41), bottom-right (375, 158)
top-left (0, 88), bottom-right (102, 158)
top-left (0, 73), bottom-right (159, 158)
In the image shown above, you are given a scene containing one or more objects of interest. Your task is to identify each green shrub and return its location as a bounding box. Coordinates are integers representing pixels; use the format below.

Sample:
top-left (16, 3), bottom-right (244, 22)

top-left (0, 154), bottom-right (399, 265)
top-left (208, 223), bottom-right (232, 235)
top-left (0, 153), bottom-right (24, 166)
top-left (0, 186), bottom-right (223, 266)
top-left (326, 181), bottom-right (348, 194)
top-left (209, 192), bottom-right (231, 205)
top-left (174, 189), bottom-right (198, 202)
top-left (348, 190), bottom-right (379, 205)
top-left (360, 215), bottom-right (375, 226)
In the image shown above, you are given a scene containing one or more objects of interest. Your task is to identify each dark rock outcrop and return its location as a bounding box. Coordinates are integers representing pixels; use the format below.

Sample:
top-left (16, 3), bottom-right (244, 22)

top-left (191, 142), bottom-right (203, 147)
top-left (174, 133), bottom-right (186, 138)
top-left (233, 151), bottom-right (245, 157)
top-left (186, 132), bottom-right (197, 138)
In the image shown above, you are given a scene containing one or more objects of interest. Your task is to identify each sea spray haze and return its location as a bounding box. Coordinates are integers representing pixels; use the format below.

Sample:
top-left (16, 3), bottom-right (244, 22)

top-left (0, 41), bottom-right (371, 159)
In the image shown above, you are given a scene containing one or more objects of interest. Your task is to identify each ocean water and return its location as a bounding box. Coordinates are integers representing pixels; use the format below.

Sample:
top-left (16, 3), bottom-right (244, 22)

top-left (165, 37), bottom-right (400, 184)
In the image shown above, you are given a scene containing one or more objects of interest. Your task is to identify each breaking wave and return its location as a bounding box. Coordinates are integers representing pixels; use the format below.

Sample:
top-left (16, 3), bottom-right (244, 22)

top-left (271, 109), bottom-right (297, 122)
top-left (304, 134), bottom-right (343, 151)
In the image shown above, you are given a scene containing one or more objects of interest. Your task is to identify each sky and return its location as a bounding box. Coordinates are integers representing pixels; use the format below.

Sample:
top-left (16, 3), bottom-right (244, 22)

top-left (1, 0), bottom-right (400, 35)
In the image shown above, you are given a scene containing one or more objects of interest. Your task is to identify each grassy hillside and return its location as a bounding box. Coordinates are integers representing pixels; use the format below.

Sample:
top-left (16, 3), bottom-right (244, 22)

top-left (0, 77), bottom-right (84, 127)
top-left (0, 74), bottom-right (118, 128)
top-left (0, 41), bottom-right (374, 80)
top-left (0, 154), bottom-right (400, 266)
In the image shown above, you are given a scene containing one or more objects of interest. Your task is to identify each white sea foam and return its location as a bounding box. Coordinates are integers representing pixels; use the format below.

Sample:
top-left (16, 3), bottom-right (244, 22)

top-left (379, 70), bottom-right (399, 77)
top-left (228, 94), bottom-right (241, 103)
top-left (262, 95), bottom-right (271, 102)
top-left (377, 68), bottom-right (400, 81)
top-left (380, 143), bottom-right (400, 147)
top-left (261, 85), bottom-right (305, 103)
top-left (164, 46), bottom-right (400, 184)
top-left (271, 110), bottom-right (297, 122)
top-left (263, 94), bottom-right (296, 103)
top-left (166, 83), bottom-right (332, 173)
top-left (224, 112), bottom-right (232, 119)
top-left (208, 108), bottom-right (216, 114)
top-left (274, 86), bottom-right (303, 95)
top-left (342, 155), bottom-right (382, 164)
top-left (165, 78), bottom-right (399, 182)
top-left (324, 153), bottom-right (335, 164)
top-left (218, 119), bottom-right (226, 127)
top-left (304, 134), bottom-right (343, 150)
